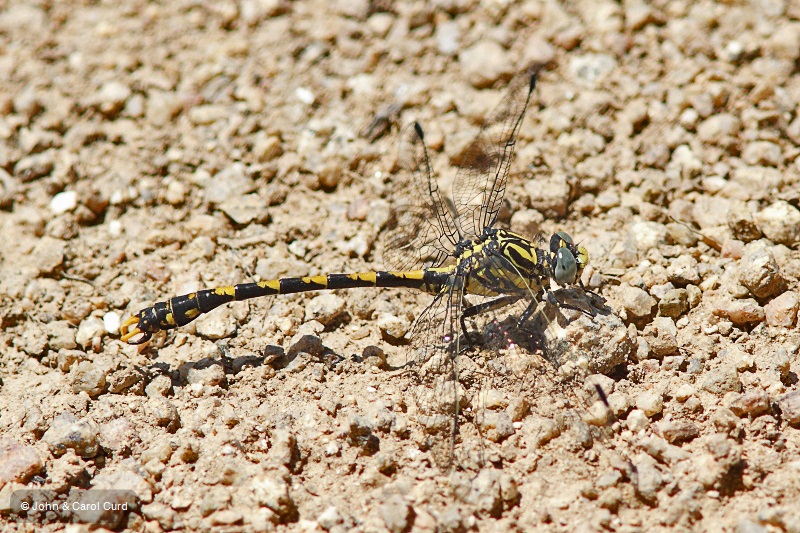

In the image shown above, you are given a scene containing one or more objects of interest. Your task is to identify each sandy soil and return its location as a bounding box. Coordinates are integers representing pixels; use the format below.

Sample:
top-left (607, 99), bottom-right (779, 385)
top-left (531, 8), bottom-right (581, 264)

top-left (2, 0), bottom-right (800, 531)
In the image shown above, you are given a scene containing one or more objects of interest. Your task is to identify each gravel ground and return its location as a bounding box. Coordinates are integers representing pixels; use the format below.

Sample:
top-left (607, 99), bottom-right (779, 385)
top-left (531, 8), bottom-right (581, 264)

top-left (2, 1), bottom-right (800, 532)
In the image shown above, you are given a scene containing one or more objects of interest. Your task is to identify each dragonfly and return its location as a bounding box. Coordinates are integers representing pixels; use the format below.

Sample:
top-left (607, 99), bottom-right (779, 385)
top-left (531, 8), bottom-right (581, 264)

top-left (120, 65), bottom-right (594, 467)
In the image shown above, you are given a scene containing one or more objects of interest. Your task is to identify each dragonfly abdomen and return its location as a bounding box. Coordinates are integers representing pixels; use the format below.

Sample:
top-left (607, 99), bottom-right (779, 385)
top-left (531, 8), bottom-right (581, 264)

top-left (120, 269), bottom-right (453, 344)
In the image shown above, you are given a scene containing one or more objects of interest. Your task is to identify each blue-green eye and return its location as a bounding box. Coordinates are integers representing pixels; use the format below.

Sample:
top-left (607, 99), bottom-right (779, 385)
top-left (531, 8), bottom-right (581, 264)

top-left (554, 247), bottom-right (577, 285)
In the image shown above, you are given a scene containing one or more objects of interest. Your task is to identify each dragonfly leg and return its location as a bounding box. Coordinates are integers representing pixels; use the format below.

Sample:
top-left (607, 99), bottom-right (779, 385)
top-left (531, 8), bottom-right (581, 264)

top-left (546, 288), bottom-right (597, 319)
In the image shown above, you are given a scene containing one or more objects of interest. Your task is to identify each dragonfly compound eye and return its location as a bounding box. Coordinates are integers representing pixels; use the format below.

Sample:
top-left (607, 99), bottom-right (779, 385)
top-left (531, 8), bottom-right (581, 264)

top-left (554, 247), bottom-right (578, 285)
top-left (550, 231), bottom-right (574, 253)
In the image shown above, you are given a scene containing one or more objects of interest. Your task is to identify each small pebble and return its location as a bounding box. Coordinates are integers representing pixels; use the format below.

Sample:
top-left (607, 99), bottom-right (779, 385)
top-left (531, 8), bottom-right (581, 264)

top-left (19, 323), bottom-right (47, 357)
top-left (203, 163), bottom-right (255, 205)
top-left (458, 40), bottom-right (514, 89)
top-left (646, 317), bottom-right (678, 357)
top-left (525, 174), bottom-right (570, 218)
top-left (619, 284), bottom-right (657, 321)
top-left (626, 409), bottom-right (649, 431)
top-left (727, 203), bottom-right (762, 242)
top-left (755, 346), bottom-right (790, 384)
top-left (186, 362), bottom-right (227, 387)
top-left (655, 419), bottom-right (699, 443)
top-left (103, 312), bottom-right (121, 335)
top-left (764, 291), bottom-right (799, 327)
top-left (286, 333), bottom-right (323, 358)
top-left (629, 221), bottom-right (668, 252)
top-left (219, 192), bottom-right (268, 225)
top-left (145, 374), bottom-right (173, 397)
top-left (165, 181), bottom-right (186, 205)
top-left (49, 190), bottom-right (77, 214)
top-left (15, 150), bottom-right (55, 181)
top-left (195, 308), bottom-right (237, 340)
top-left (97, 417), bottom-right (138, 455)
top-left (375, 312), bottom-right (410, 339)
top-left (755, 201), bottom-right (800, 246)
top-left (317, 506), bottom-right (344, 530)
top-left (42, 413), bottom-right (99, 458)
top-left (659, 288), bottom-right (688, 317)
top-left (728, 390), bottom-right (771, 418)
top-left (479, 411), bottom-right (515, 442)
top-left (33, 237), bottom-right (67, 276)
top-left (606, 392), bottom-right (630, 416)
top-left (672, 383), bottom-right (696, 402)
top-left (253, 133), bottom-right (283, 162)
top-left (295, 86), bottom-right (315, 105)
top-left (668, 144), bottom-right (702, 179)
top-left (76, 315), bottom-right (106, 348)
top-left (667, 255), bottom-right (701, 286)
top-left (700, 364), bottom-right (742, 394)
top-left (0, 438), bottom-right (43, 485)
top-left (347, 414), bottom-right (376, 454)
top-left (92, 81), bottom-right (131, 116)
top-left (249, 476), bottom-right (295, 517)
top-left (361, 345), bottom-right (387, 369)
top-left (776, 391), bottom-right (800, 426)
top-left (523, 34), bottom-right (555, 65)
top-left (722, 345), bottom-right (755, 372)
top-left (147, 396), bottom-right (180, 429)
top-left (738, 245), bottom-right (782, 298)
top-left (636, 391), bottom-right (664, 417)
top-left (712, 298), bottom-right (765, 326)
top-left (305, 294), bottom-right (347, 326)
top-left (71, 360), bottom-right (108, 397)
top-left (697, 113), bottom-right (741, 143)
top-left (721, 239), bottom-right (745, 259)
top-left (435, 20), bottom-right (460, 56)
top-left (525, 415), bottom-right (561, 447)
top-left (107, 367), bottom-right (143, 394)
top-left (742, 141), bottom-right (782, 167)
top-left (583, 401), bottom-right (612, 427)
top-left (146, 90), bottom-right (182, 125)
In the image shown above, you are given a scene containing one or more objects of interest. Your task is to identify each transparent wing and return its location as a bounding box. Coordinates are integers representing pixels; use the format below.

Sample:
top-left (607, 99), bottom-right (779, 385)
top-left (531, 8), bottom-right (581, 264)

top-left (382, 123), bottom-right (459, 271)
top-left (407, 277), bottom-right (466, 469)
top-left (452, 65), bottom-right (540, 239)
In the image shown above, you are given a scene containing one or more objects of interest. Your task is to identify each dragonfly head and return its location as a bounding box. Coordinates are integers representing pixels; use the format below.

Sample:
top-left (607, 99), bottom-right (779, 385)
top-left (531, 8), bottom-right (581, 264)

top-left (550, 231), bottom-right (588, 286)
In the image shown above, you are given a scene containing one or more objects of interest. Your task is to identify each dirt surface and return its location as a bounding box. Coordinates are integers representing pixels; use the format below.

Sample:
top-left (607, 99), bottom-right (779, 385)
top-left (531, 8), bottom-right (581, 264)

top-left (2, 0), bottom-right (800, 531)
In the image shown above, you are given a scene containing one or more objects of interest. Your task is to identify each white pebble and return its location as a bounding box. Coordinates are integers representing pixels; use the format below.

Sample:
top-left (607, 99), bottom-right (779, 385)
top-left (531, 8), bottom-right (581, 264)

top-left (49, 190), bottom-right (77, 214)
top-left (108, 220), bottom-right (123, 237)
top-left (295, 87), bottom-right (315, 105)
top-left (104, 312), bottom-right (121, 335)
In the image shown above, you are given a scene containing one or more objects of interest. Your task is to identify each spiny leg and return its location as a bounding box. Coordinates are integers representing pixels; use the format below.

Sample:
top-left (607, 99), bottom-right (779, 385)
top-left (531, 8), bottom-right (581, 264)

top-left (549, 287), bottom-right (598, 319)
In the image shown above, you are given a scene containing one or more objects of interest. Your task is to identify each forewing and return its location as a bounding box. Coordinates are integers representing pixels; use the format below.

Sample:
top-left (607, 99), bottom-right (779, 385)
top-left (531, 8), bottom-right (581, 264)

top-left (381, 123), bottom-right (459, 271)
top-left (452, 65), bottom-right (540, 239)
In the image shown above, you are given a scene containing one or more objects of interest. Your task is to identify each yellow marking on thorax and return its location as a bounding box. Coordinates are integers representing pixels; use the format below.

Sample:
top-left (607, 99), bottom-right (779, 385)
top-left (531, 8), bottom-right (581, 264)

top-left (258, 280), bottom-right (281, 291)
